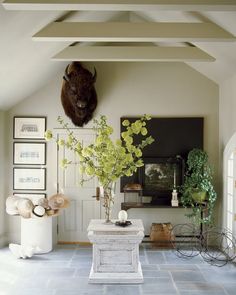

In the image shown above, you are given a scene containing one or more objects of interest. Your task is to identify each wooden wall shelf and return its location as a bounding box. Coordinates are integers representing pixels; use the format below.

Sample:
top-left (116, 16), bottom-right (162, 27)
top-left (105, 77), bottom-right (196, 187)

top-left (121, 202), bottom-right (187, 211)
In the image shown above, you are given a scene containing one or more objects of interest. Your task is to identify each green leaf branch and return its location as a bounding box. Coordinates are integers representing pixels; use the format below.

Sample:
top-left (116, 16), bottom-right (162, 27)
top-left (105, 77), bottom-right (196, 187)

top-left (45, 115), bottom-right (154, 189)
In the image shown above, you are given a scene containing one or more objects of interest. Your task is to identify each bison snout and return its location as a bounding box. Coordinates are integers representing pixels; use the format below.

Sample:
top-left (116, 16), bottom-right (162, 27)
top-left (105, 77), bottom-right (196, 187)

top-left (77, 101), bottom-right (87, 109)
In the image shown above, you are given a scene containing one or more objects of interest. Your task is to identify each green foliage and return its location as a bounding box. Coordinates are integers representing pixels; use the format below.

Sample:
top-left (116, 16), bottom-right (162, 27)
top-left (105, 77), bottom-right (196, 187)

top-left (180, 148), bottom-right (217, 225)
top-left (46, 115), bottom-right (154, 190)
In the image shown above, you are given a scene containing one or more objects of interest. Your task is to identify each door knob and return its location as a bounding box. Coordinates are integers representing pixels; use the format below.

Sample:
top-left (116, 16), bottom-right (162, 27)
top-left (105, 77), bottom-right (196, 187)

top-left (92, 187), bottom-right (100, 201)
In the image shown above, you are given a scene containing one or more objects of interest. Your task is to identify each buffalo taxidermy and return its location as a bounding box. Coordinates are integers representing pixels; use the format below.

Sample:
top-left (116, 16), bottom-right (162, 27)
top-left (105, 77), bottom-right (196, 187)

top-left (61, 62), bottom-right (97, 127)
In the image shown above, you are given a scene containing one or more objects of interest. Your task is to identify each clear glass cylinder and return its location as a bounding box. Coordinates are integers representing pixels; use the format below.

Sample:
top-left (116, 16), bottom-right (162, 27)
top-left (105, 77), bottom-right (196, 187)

top-left (100, 182), bottom-right (116, 224)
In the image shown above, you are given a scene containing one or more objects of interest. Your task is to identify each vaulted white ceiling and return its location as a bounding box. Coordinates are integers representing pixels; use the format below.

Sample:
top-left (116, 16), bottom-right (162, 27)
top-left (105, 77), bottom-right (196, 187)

top-left (0, 0), bottom-right (236, 110)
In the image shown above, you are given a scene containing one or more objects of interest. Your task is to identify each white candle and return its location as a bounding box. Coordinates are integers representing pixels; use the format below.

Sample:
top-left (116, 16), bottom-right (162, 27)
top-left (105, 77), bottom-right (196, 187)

top-left (173, 168), bottom-right (176, 188)
top-left (118, 210), bottom-right (128, 223)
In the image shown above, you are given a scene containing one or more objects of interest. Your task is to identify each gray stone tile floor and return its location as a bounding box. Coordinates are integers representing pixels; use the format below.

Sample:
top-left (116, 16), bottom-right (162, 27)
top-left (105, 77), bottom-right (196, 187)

top-left (0, 244), bottom-right (236, 295)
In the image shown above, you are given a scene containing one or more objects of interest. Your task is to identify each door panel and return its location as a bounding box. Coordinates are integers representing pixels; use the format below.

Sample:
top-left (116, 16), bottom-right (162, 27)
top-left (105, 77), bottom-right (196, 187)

top-left (57, 130), bottom-right (100, 242)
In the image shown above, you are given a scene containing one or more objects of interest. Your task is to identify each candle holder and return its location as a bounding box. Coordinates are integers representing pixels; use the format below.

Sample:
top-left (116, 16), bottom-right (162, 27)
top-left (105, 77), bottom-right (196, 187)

top-left (171, 188), bottom-right (179, 207)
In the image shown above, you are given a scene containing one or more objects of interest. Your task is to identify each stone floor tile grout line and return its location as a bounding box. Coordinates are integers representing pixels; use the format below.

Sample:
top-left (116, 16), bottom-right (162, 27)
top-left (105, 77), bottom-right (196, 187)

top-left (143, 246), bottom-right (148, 265)
top-left (168, 270), bottom-right (181, 295)
top-left (45, 277), bottom-right (51, 289)
top-left (138, 284), bottom-right (142, 295)
top-left (196, 263), bottom-right (229, 295)
top-left (221, 285), bottom-right (231, 295)
top-left (71, 247), bottom-right (79, 278)
top-left (162, 249), bottom-right (168, 264)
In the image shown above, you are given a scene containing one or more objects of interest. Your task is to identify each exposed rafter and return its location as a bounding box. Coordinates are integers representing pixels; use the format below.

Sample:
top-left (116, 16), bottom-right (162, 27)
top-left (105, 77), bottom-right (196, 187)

top-left (52, 45), bottom-right (215, 62)
top-left (33, 22), bottom-right (236, 42)
top-left (3, 0), bottom-right (236, 11)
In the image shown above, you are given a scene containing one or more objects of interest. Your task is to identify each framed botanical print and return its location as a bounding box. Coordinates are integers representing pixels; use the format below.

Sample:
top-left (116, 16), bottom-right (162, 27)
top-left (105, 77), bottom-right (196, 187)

top-left (13, 116), bottom-right (46, 140)
top-left (13, 142), bottom-right (46, 165)
top-left (13, 167), bottom-right (46, 190)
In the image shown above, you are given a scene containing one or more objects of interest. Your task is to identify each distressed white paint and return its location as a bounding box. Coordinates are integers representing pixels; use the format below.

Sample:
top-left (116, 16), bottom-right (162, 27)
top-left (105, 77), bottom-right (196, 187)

top-left (87, 219), bottom-right (144, 283)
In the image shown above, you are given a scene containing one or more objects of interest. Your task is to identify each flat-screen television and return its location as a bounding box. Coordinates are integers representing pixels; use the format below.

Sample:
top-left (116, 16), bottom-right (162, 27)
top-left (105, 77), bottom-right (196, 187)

top-left (120, 117), bottom-right (204, 203)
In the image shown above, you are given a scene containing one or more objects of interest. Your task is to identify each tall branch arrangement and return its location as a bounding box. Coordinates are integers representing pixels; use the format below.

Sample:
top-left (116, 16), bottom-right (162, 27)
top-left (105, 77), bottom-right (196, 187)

top-left (45, 115), bottom-right (154, 189)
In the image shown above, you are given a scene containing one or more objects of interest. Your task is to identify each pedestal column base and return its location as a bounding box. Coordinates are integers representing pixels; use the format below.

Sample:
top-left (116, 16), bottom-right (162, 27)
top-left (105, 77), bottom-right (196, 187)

top-left (89, 262), bottom-right (143, 284)
top-left (87, 219), bottom-right (144, 284)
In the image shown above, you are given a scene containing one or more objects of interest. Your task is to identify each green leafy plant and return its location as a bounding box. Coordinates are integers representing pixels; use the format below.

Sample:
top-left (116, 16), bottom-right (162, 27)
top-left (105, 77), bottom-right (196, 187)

top-left (180, 148), bottom-right (217, 224)
top-left (45, 115), bottom-right (154, 222)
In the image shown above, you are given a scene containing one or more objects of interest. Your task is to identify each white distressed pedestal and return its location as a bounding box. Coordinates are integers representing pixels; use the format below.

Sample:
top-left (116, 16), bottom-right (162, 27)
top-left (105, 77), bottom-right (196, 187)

top-left (87, 219), bottom-right (144, 284)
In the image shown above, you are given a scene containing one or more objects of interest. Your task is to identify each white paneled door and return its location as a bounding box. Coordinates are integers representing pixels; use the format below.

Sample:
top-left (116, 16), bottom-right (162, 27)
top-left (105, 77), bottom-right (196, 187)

top-left (57, 130), bottom-right (101, 242)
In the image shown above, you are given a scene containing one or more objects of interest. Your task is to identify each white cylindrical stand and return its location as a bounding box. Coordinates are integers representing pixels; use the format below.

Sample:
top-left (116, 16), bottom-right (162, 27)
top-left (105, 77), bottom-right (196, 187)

top-left (21, 216), bottom-right (52, 254)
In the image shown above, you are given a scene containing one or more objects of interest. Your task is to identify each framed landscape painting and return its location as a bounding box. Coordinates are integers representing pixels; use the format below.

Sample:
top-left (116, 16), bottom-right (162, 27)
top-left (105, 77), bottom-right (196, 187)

top-left (140, 157), bottom-right (184, 197)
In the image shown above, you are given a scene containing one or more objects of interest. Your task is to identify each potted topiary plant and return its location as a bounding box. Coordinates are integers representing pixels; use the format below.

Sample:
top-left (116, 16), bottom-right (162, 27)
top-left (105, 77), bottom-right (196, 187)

top-left (180, 148), bottom-right (217, 225)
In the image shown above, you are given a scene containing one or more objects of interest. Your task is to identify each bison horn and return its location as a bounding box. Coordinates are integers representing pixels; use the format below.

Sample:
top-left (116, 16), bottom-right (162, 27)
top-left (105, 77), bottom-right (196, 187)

top-left (63, 64), bottom-right (71, 82)
top-left (93, 67), bottom-right (97, 83)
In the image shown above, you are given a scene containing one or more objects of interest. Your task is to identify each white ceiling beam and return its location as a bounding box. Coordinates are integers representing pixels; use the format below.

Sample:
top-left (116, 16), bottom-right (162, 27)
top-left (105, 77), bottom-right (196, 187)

top-left (3, 0), bottom-right (236, 11)
top-left (52, 45), bottom-right (215, 62)
top-left (33, 22), bottom-right (236, 42)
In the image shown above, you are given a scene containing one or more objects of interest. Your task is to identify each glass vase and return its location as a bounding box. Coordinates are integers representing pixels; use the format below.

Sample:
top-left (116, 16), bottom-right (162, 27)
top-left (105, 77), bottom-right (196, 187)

top-left (100, 182), bottom-right (116, 224)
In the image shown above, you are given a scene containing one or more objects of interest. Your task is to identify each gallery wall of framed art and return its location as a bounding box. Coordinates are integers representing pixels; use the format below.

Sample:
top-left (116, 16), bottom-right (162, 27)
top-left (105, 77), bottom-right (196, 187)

top-left (12, 116), bottom-right (47, 198)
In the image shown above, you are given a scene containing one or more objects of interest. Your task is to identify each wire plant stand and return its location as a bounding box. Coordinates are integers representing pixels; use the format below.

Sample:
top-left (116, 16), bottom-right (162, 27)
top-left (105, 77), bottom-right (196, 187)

top-left (171, 224), bottom-right (236, 267)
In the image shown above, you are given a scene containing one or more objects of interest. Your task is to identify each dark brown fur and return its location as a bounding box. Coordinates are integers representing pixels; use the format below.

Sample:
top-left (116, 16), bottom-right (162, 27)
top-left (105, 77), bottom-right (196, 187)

top-left (61, 62), bottom-right (97, 127)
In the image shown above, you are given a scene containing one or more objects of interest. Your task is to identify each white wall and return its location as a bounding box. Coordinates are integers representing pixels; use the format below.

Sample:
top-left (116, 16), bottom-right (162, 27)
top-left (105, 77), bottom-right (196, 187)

top-left (0, 111), bottom-right (7, 247)
top-left (7, 62), bottom-right (219, 240)
top-left (220, 73), bottom-right (236, 148)
top-left (219, 73), bottom-right (236, 227)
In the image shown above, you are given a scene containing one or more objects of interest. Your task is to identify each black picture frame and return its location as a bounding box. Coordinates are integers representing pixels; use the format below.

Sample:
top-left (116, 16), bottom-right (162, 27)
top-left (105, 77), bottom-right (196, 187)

top-left (13, 116), bottom-right (47, 140)
top-left (13, 167), bottom-right (46, 191)
top-left (13, 142), bottom-right (46, 165)
top-left (13, 192), bottom-right (47, 205)
top-left (140, 157), bottom-right (184, 199)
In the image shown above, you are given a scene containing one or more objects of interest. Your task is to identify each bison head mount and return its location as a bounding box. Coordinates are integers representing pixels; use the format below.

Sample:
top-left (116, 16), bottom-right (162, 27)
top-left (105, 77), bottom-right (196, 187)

top-left (61, 62), bottom-right (97, 127)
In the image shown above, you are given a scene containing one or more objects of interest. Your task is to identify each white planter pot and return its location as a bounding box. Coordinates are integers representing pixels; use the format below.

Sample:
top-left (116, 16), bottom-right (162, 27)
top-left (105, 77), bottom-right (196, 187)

top-left (21, 216), bottom-right (52, 253)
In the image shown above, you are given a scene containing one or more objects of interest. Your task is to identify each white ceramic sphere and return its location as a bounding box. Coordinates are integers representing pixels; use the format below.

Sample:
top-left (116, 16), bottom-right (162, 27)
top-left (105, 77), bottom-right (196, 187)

top-left (118, 210), bottom-right (128, 222)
